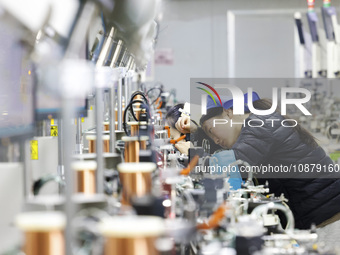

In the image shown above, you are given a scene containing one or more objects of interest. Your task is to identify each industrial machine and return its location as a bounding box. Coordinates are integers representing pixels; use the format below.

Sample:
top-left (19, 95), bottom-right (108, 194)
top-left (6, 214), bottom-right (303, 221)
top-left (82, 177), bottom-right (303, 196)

top-left (0, 0), bottom-right (340, 254)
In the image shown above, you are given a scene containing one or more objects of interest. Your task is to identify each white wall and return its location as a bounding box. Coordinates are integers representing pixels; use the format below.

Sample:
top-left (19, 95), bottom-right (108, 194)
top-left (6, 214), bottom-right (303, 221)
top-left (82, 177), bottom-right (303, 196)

top-left (154, 0), bottom-right (340, 102)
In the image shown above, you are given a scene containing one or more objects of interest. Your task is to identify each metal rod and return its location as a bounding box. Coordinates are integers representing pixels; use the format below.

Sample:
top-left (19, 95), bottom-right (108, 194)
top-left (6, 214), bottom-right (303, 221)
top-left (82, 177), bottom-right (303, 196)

top-left (57, 119), bottom-right (64, 179)
top-left (43, 120), bottom-right (47, 136)
top-left (126, 56), bottom-right (132, 70)
top-left (117, 78), bottom-right (123, 131)
top-left (59, 59), bottom-right (94, 255)
top-left (103, 89), bottom-right (110, 121)
top-left (96, 27), bottom-right (115, 67)
top-left (124, 76), bottom-right (129, 110)
top-left (23, 139), bottom-right (32, 198)
top-left (62, 97), bottom-right (75, 255)
top-left (95, 88), bottom-right (104, 193)
top-left (75, 117), bottom-right (82, 154)
top-left (128, 74), bottom-right (132, 100)
top-left (109, 85), bottom-right (116, 152)
top-left (110, 40), bottom-right (124, 68)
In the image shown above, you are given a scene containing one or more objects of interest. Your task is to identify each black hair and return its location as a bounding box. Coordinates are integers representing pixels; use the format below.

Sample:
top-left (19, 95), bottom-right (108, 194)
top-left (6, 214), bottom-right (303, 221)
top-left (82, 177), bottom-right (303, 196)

top-left (200, 107), bottom-right (224, 127)
top-left (199, 98), bottom-right (317, 148)
top-left (166, 103), bottom-right (184, 128)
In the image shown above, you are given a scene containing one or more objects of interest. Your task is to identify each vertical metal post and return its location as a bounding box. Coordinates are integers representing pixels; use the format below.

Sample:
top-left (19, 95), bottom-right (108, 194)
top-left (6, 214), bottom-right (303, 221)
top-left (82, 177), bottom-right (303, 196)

top-left (124, 76), bottom-right (129, 109)
top-left (95, 88), bottom-right (104, 193)
top-left (22, 139), bottom-right (32, 198)
top-left (109, 85), bottom-right (116, 152)
top-left (75, 117), bottom-right (82, 154)
top-left (59, 59), bottom-right (95, 255)
top-left (57, 119), bottom-right (64, 178)
top-left (117, 78), bottom-right (123, 131)
top-left (62, 98), bottom-right (75, 255)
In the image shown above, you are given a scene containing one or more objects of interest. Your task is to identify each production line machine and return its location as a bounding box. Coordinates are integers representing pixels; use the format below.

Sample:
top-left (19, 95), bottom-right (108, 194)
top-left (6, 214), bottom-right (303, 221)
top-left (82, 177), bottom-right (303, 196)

top-left (1, 0), bottom-right (340, 255)
top-left (294, 0), bottom-right (340, 79)
top-left (292, 0), bottom-right (340, 163)
top-left (6, 78), bottom-right (340, 255)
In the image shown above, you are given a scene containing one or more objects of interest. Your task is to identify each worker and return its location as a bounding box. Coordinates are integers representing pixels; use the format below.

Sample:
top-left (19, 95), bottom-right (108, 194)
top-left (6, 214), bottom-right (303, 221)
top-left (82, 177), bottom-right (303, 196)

top-left (177, 92), bottom-right (340, 247)
top-left (169, 100), bottom-right (243, 190)
top-left (165, 103), bottom-right (193, 155)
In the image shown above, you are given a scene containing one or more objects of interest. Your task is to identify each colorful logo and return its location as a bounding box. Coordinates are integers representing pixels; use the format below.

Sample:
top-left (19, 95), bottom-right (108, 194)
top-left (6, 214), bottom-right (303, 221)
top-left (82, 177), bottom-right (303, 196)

top-left (196, 82), bottom-right (312, 116)
top-left (196, 82), bottom-right (222, 107)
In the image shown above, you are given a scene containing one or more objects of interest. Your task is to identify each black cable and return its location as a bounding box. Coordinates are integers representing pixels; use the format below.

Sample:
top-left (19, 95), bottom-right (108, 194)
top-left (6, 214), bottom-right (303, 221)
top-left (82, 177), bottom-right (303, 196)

top-left (130, 91), bottom-right (149, 104)
top-left (129, 91), bottom-right (149, 121)
top-left (33, 174), bottom-right (65, 196)
top-left (123, 99), bottom-right (150, 136)
top-left (146, 87), bottom-right (162, 105)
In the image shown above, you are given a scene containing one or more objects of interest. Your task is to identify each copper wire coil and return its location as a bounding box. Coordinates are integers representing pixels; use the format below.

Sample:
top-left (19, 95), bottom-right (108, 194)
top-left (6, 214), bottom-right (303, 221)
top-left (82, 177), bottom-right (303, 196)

top-left (23, 231), bottom-right (65, 255)
top-left (103, 139), bottom-right (110, 153)
top-left (16, 212), bottom-right (66, 255)
top-left (119, 171), bottom-right (152, 205)
top-left (104, 122), bottom-right (118, 131)
top-left (140, 140), bottom-right (147, 150)
top-left (76, 170), bottom-right (96, 194)
top-left (115, 109), bottom-right (125, 121)
top-left (133, 95), bottom-right (142, 120)
top-left (87, 137), bottom-right (110, 153)
top-left (88, 139), bottom-right (95, 153)
top-left (133, 94), bottom-right (142, 102)
top-left (135, 110), bottom-right (141, 120)
top-left (99, 215), bottom-right (164, 255)
top-left (104, 236), bottom-right (158, 255)
top-left (124, 141), bottom-right (140, 163)
top-left (72, 161), bottom-right (97, 194)
top-left (130, 125), bottom-right (139, 136)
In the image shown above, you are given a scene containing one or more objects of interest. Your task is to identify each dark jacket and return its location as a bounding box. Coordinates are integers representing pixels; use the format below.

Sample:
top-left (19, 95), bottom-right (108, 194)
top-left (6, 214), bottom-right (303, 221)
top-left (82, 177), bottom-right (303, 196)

top-left (232, 112), bottom-right (340, 229)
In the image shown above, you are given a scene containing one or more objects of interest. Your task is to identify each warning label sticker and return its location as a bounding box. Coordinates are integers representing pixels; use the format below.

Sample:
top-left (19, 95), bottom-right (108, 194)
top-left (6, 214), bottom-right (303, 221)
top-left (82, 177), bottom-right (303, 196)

top-left (51, 126), bottom-right (58, 137)
top-left (30, 140), bottom-right (38, 160)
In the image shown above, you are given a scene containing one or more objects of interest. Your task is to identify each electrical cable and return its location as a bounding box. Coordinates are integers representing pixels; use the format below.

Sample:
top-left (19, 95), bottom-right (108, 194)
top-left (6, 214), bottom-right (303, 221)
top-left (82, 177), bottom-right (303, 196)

top-left (146, 87), bottom-right (162, 105)
top-left (123, 99), bottom-right (150, 136)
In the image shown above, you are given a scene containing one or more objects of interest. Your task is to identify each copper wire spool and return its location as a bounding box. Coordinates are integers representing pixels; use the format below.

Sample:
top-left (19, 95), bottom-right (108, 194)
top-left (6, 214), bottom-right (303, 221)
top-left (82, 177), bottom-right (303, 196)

top-left (104, 121), bottom-right (119, 131)
top-left (86, 135), bottom-right (110, 153)
top-left (122, 136), bottom-right (140, 163)
top-left (132, 95), bottom-right (143, 120)
top-left (126, 121), bottom-right (147, 136)
top-left (115, 108), bottom-right (125, 122)
top-left (126, 141), bottom-right (139, 162)
top-left (117, 162), bottom-right (156, 205)
top-left (140, 140), bottom-right (147, 150)
top-left (16, 212), bottom-right (66, 255)
top-left (139, 136), bottom-right (149, 150)
top-left (104, 122), bottom-right (109, 131)
top-left (99, 216), bottom-right (164, 255)
top-left (130, 125), bottom-right (139, 136)
top-left (122, 136), bottom-right (149, 162)
top-left (133, 94), bottom-right (142, 102)
top-left (72, 161), bottom-right (97, 194)
top-left (133, 107), bottom-right (142, 120)
top-left (103, 135), bottom-right (110, 153)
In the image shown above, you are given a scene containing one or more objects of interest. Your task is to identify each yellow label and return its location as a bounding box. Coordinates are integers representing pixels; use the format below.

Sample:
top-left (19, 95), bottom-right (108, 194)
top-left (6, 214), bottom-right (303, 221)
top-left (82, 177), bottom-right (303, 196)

top-left (75, 118), bottom-right (77, 125)
top-left (90, 106), bottom-right (93, 110)
top-left (51, 118), bottom-right (54, 125)
top-left (30, 140), bottom-right (38, 160)
top-left (51, 126), bottom-right (58, 137)
top-left (81, 117), bottom-right (84, 123)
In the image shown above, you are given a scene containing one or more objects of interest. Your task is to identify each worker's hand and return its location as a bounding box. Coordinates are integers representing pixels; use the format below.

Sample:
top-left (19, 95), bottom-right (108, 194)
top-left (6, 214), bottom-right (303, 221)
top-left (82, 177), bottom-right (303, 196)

top-left (175, 116), bottom-right (198, 134)
top-left (175, 141), bottom-right (193, 155)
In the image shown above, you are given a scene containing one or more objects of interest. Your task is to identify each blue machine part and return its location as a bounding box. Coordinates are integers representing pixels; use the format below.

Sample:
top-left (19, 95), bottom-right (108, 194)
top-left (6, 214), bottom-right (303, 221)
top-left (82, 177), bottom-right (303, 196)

top-left (210, 150), bottom-right (243, 190)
